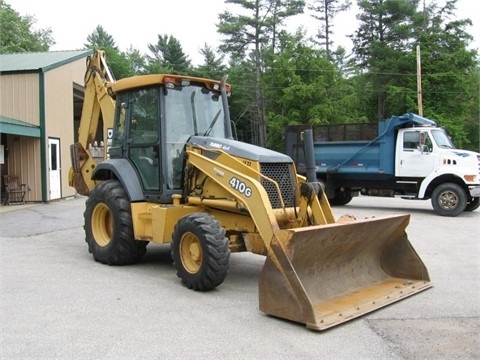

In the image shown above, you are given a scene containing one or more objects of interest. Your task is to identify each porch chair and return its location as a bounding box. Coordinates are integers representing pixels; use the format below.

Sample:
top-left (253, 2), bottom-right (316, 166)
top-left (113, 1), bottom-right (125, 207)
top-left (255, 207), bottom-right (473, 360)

top-left (3, 175), bottom-right (27, 205)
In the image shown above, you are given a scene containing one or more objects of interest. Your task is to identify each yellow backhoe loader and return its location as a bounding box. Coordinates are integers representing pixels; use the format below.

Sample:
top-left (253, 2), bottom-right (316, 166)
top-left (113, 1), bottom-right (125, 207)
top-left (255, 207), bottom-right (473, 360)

top-left (69, 50), bottom-right (432, 330)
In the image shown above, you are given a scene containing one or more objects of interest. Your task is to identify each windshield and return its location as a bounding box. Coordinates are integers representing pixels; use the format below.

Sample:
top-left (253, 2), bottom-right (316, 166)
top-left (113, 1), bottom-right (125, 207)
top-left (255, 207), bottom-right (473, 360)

top-left (165, 85), bottom-right (226, 144)
top-left (431, 129), bottom-right (455, 149)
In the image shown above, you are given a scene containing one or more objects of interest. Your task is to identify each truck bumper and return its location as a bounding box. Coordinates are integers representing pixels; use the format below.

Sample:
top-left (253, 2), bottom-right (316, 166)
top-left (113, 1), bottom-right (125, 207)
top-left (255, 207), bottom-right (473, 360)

top-left (468, 185), bottom-right (480, 197)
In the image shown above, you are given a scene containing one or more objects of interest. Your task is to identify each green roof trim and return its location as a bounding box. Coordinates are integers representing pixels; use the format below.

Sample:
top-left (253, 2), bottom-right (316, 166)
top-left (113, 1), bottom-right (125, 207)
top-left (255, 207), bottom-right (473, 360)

top-left (0, 49), bottom-right (94, 73)
top-left (0, 116), bottom-right (40, 137)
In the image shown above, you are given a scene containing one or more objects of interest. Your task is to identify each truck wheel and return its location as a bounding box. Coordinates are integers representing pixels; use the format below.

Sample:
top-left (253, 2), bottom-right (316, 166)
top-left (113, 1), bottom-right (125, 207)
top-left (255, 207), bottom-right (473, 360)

top-left (329, 190), bottom-right (353, 206)
top-left (84, 180), bottom-right (147, 265)
top-left (171, 213), bottom-right (230, 291)
top-left (465, 197), bottom-right (479, 212)
top-left (431, 183), bottom-right (467, 217)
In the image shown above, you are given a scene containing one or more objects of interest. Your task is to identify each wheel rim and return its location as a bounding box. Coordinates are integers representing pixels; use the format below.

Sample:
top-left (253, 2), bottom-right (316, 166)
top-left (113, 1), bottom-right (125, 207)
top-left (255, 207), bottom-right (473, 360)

top-left (91, 203), bottom-right (113, 247)
top-left (179, 232), bottom-right (202, 274)
top-left (438, 190), bottom-right (458, 210)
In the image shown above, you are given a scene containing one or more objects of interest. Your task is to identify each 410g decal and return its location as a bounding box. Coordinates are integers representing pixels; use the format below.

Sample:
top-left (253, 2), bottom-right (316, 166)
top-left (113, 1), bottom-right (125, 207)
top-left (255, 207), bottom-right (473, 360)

top-left (229, 177), bottom-right (252, 197)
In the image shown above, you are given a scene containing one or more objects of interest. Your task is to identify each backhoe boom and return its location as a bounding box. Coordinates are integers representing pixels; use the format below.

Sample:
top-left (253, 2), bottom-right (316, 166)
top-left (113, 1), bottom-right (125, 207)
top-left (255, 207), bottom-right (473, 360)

top-left (69, 50), bottom-right (116, 195)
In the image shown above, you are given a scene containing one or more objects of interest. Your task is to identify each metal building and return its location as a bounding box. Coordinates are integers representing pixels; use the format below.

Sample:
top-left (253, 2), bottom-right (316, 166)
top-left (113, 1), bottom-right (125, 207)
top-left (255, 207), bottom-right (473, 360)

top-left (0, 50), bottom-right (93, 204)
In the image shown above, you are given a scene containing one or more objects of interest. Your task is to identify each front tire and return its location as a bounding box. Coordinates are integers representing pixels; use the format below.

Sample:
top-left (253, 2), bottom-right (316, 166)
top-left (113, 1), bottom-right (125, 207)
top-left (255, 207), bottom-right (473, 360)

top-left (431, 183), bottom-right (467, 217)
top-left (171, 213), bottom-right (230, 291)
top-left (84, 180), bottom-right (147, 265)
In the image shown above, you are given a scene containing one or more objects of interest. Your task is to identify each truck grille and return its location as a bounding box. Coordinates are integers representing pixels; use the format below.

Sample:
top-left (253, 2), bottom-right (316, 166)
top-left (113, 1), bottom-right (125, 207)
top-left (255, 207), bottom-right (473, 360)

top-left (260, 163), bottom-right (296, 209)
top-left (477, 155), bottom-right (480, 176)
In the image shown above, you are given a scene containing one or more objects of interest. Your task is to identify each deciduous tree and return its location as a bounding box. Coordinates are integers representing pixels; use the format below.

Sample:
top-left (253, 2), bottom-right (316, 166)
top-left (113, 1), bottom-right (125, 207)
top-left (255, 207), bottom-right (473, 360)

top-left (0, 0), bottom-right (54, 53)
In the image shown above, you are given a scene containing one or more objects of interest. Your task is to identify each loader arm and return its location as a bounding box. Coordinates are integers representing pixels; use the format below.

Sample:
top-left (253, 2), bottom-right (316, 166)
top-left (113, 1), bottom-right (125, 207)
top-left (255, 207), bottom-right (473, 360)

top-left (185, 145), bottom-right (432, 330)
top-left (185, 146), bottom-right (337, 243)
top-left (69, 50), bottom-right (116, 195)
top-left (188, 148), bottom-right (289, 246)
top-left (185, 147), bottom-right (324, 319)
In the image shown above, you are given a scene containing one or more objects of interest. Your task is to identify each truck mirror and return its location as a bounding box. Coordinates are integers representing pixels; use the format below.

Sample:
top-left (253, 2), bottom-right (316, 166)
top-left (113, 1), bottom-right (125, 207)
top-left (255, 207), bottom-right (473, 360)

top-left (418, 132), bottom-right (429, 153)
top-left (419, 132), bottom-right (426, 146)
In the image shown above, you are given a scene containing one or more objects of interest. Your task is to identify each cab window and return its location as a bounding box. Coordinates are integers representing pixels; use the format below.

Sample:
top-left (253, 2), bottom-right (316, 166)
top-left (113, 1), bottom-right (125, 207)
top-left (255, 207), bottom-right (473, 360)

top-left (403, 131), bottom-right (420, 150)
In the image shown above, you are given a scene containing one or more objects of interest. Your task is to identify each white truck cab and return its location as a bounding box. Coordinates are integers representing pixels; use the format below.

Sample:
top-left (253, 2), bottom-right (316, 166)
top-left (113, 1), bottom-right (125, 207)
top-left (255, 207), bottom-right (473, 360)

top-left (395, 126), bottom-right (480, 216)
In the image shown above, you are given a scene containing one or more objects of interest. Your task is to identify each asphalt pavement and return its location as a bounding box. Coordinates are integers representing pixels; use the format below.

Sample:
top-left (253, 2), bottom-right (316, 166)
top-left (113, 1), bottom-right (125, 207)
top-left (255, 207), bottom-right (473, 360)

top-left (0, 195), bottom-right (479, 359)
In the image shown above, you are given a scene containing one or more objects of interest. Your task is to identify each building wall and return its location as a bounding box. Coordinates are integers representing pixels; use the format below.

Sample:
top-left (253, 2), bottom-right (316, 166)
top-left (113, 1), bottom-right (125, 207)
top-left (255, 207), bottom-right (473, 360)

top-left (0, 73), bottom-right (42, 201)
top-left (44, 58), bottom-right (87, 199)
top-left (1, 55), bottom-right (88, 202)
top-left (0, 73), bottom-right (40, 126)
top-left (4, 135), bottom-right (41, 202)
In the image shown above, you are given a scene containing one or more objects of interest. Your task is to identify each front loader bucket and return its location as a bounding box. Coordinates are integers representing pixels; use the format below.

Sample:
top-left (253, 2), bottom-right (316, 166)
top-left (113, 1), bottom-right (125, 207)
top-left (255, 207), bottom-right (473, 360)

top-left (258, 214), bottom-right (432, 330)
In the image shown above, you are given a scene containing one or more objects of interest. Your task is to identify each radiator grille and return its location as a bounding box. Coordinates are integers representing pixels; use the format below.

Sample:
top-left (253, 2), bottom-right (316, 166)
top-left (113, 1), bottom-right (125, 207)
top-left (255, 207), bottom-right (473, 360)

top-left (260, 163), bottom-right (296, 209)
top-left (477, 155), bottom-right (480, 176)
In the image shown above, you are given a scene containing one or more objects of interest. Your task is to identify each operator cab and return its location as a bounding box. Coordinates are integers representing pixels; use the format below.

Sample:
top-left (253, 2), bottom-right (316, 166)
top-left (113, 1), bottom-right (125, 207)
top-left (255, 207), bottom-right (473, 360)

top-left (110, 76), bottom-right (230, 203)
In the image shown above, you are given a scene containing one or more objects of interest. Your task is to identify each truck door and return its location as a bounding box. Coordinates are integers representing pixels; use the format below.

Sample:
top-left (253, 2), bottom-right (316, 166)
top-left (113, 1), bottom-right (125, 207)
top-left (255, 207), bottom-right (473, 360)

top-left (396, 130), bottom-right (434, 177)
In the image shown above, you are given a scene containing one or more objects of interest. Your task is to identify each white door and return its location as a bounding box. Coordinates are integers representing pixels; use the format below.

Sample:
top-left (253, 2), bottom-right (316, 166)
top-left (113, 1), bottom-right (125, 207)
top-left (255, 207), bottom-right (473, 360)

top-left (48, 138), bottom-right (61, 200)
top-left (396, 130), bottom-right (435, 177)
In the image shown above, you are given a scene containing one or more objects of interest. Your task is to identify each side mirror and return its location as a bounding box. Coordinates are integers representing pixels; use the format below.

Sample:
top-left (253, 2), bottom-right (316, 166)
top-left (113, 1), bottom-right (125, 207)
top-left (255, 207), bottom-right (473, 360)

top-left (418, 132), bottom-right (429, 153)
top-left (420, 144), bottom-right (429, 153)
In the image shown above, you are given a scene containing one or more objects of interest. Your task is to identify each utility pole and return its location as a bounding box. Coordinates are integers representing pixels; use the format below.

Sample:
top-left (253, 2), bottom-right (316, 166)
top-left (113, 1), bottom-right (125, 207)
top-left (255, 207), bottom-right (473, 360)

top-left (416, 45), bottom-right (423, 116)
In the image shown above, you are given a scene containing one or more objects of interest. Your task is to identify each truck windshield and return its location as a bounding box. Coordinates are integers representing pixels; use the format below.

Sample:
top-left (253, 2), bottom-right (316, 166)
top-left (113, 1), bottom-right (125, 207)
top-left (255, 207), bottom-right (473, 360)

top-left (431, 129), bottom-right (455, 149)
top-left (164, 85), bottom-right (226, 143)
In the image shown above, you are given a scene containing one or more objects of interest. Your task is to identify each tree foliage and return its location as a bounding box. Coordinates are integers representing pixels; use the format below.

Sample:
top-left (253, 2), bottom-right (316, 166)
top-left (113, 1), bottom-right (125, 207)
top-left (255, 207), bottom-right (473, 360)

top-left (412, 0), bottom-right (477, 147)
top-left (351, 0), bottom-right (420, 120)
top-left (84, 25), bottom-right (118, 51)
top-left (218, 0), bottom-right (304, 59)
top-left (0, 0), bottom-right (54, 53)
top-left (218, 0), bottom-right (306, 146)
top-left (263, 30), bottom-right (361, 150)
top-left (146, 34), bottom-right (192, 74)
top-left (194, 43), bottom-right (228, 79)
top-left (347, 0), bottom-right (478, 148)
top-left (308, 0), bottom-right (352, 58)
top-left (83, 26), bottom-right (134, 79)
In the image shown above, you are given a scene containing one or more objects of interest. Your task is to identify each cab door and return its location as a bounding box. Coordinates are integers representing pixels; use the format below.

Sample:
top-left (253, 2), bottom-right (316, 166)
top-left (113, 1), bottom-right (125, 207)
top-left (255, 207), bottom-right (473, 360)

top-left (126, 88), bottom-right (161, 191)
top-left (396, 130), bottom-right (435, 177)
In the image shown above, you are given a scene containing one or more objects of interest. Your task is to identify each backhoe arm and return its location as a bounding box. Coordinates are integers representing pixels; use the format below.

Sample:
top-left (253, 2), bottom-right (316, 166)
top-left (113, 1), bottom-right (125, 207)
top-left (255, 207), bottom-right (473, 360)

top-left (69, 50), bottom-right (116, 195)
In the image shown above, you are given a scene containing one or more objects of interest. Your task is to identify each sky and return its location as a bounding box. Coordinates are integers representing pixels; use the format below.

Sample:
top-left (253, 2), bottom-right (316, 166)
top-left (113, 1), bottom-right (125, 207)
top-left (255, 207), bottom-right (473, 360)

top-left (6, 0), bottom-right (479, 65)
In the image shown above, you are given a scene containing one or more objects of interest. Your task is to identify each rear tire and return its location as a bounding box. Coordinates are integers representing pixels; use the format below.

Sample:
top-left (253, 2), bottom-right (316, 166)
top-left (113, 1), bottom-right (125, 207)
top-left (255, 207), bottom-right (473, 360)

top-left (84, 180), bottom-right (147, 265)
top-left (171, 213), bottom-right (230, 291)
top-left (329, 189), bottom-right (353, 206)
top-left (431, 183), bottom-right (467, 217)
top-left (465, 197), bottom-right (479, 212)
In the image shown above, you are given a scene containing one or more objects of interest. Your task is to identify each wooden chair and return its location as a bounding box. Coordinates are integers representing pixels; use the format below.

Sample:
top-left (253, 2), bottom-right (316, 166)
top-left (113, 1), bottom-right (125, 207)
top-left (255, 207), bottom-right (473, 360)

top-left (3, 175), bottom-right (27, 205)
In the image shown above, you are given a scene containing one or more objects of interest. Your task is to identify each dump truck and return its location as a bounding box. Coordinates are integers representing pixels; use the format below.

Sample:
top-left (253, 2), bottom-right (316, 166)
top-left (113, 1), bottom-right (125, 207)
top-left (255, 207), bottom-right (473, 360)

top-left (69, 50), bottom-right (432, 331)
top-left (285, 114), bottom-right (480, 217)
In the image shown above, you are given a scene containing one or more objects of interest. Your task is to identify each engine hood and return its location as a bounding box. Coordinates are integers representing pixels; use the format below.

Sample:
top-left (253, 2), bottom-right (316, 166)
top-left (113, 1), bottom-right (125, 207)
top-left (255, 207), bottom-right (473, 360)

top-left (445, 149), bottom-right (480, 158)
top-left (439, 149), bottom-right (480, 173)
top-left (187, 136), bottom-right (293, 164)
